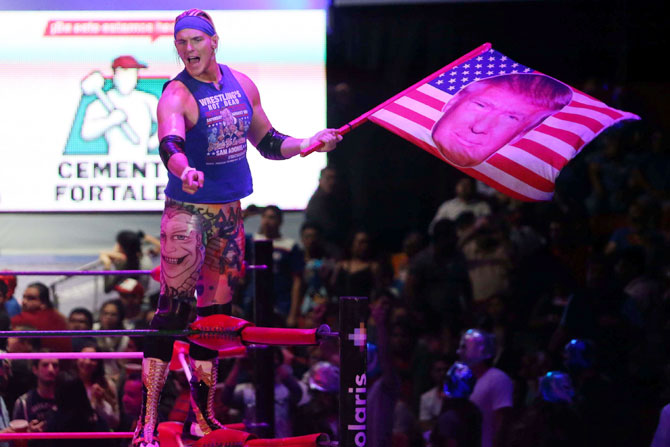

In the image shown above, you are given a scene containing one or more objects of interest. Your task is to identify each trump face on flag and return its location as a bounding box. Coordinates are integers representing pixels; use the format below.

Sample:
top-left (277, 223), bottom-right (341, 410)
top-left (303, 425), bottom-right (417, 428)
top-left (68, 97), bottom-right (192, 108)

top-left (431, 73), bottom-right (573, 167)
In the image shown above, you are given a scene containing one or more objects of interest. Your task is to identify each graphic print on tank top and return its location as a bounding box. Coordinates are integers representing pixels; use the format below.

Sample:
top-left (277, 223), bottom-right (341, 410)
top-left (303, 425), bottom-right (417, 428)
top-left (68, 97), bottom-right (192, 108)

top-left (200, 89), bottom-right (251, 165)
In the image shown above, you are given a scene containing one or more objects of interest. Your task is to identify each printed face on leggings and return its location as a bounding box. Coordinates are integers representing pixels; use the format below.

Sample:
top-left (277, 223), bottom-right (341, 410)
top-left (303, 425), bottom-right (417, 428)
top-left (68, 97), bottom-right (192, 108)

top-left (161, 210), bottom-right (203, 284)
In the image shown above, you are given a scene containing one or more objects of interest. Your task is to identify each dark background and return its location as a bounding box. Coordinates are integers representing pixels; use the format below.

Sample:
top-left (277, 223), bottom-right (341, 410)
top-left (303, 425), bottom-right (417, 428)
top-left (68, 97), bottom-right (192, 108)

top-left (325, 0), bottom-right (668, 250)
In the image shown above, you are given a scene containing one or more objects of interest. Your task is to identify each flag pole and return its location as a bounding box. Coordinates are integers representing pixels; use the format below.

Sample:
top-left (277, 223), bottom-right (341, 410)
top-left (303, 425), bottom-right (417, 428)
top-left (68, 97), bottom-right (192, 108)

top-left (300, 42), bottom-right (492, 157)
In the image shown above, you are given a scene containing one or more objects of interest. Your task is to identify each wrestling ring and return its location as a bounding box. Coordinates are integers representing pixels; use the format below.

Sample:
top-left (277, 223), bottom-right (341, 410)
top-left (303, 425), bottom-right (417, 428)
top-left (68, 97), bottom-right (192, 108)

top-left (0, 240), bottom-right (368, 447)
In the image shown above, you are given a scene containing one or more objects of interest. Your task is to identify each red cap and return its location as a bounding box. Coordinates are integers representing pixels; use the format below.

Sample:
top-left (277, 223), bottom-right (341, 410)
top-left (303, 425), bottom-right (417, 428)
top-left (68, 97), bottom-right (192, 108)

top-left (112, 55), bottom-right (147, 69)
top-left (114, 278), bottom-right (144, 296)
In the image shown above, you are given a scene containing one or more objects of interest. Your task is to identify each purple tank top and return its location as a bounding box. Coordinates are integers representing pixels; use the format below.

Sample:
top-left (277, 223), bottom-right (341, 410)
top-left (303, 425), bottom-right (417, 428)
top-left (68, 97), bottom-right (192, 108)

top-left (164, 64), bottom-right (253, 203)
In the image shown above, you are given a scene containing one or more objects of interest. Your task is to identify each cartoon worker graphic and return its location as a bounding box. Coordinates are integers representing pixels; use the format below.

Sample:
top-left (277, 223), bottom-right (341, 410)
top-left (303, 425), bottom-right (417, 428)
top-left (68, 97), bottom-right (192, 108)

top-left (80, 55), bottom-right (159, 157)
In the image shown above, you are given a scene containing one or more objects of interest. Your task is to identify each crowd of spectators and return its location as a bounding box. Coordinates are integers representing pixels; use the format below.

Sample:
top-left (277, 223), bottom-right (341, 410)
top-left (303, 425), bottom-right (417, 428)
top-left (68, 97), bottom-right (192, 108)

top-left (0, 121), bottom-right (668, 447)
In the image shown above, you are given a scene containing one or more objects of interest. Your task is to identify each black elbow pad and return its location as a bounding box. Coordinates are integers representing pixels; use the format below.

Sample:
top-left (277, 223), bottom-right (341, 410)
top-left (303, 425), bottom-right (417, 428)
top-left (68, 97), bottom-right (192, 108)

top-left (256, 127), bottom-right (289, 160)
top-left (159, 135), bottom-right (185, 167)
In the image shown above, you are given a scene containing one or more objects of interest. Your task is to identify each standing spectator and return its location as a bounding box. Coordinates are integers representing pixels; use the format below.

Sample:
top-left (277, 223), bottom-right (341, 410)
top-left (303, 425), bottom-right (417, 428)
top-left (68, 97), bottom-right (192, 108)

top-left (298, 222), bottom-right (336, 324)
top-left (457, 329), bottom-right (513, 447)
top-left (252, 205), bottom-right (305, 326)
top-left (75, 343), bottom-right (120, 430)
top-left (430, 362), bottom-right (482, 447)
top-left (304, 166), bottom-right (351, 254)
top-left (99, 230), bottom-right (156, 293)
top-left (11, 283), bottom-right (70, 352)
top-left (405, 219), bottom-right (472, 338)
top-left (12, 357), bottom-right (59, 437)
top-left (0, 275), bottom-right (20, 318)
top-left (331, 230), bottom-right (381, 300)
top-left (429, 178), bottom-right (491, 234)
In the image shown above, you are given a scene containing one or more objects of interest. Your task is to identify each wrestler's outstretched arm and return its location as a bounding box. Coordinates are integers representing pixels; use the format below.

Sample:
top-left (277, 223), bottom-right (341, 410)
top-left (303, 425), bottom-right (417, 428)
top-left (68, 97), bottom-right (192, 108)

top-left (157, 81), bottom-right (203, 194)
top-left (231, 69), bottom-right (342, 158)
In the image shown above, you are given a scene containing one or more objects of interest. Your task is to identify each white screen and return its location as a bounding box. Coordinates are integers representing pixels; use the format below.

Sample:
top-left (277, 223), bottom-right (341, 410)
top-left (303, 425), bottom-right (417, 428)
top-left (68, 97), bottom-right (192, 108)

top-left (0, 9), bottom-right (326, 211)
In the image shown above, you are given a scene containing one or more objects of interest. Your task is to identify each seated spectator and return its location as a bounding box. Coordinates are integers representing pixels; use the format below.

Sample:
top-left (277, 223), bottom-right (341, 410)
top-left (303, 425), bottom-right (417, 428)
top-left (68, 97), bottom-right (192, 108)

top-left (430, 362), bottom-right (482, 447)
top-left (99, 230), bottom-right (156, 293)
top-left (47, 373), bottom-right (113, 447)
top-left (118, 364), bottom-right (143, 438)
top-left (67, 307), bottom-right (96, 352)
top-left (0, 274), bottom-right (20, 318)
top-left (507, 371), bottom-right (584, 447)
top-left (93, 299), bottom-right (131, 385)
top-left (114, 278), bottom-right (146, 328)
top-left (11, 283), bottom-right (70, 352)
top-left (429, 178), bottom-right (491, 234)
top-left (294, 361), bottom-right (340, 440)
top-left (12, 356), bottom-right (60, 437)
top-left (0, 355), bottom-right (13, 446)
top-left (419, 357), bottom-right (450, 434)
top-left (4, 327), bottom-right (40, 416)
top-left (223, 348), bottom-right (304, 439)
top-left (75, 343), bottom-right (120, 430)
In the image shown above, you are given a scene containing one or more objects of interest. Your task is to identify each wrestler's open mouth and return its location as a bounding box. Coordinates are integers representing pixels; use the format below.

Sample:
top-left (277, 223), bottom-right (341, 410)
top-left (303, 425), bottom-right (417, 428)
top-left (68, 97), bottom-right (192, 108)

top-left (187, 57), bottom-right (200, 65)
top-left (162, 255), bottom-right (187, 265)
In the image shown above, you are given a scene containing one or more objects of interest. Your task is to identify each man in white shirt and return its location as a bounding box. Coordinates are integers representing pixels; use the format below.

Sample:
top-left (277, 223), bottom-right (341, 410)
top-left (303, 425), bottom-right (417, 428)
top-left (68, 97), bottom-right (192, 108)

top-left (457, 329), bottom-right (513, 447)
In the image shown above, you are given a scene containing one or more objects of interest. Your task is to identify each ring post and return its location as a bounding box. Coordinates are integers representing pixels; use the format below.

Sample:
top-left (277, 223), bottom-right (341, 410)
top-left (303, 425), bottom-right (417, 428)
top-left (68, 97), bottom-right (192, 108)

top-left (339, 296), bottom-right (368, 447)
top-left (253, 239), bottom-right (275, 438)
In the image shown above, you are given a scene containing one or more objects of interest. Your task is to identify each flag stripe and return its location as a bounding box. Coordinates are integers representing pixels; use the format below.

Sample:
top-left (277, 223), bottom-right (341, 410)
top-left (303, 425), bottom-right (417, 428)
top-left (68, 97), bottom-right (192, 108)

top-left (522, 129), bottom-right (577, 160)
top-left (384, 102), bottom-right (436, 130)
top-left (496, 145), bottom-right (561, 179)
top-left (470, 162), bottom-right (553, 201)
top-left (406, 89), bottom-right (446, 112)
top-left (486, 153), bottom-right (556, 192)
top-left (542, 115), bottom-right (596, 141)
top-left (417, 83), bottom-right (454, 103)
top-left (534, 123), bottom-right (585, 150)
top-left (562, 104), bottom-right (619, 124)
top-left (553, 112), bottom-right (606, 133)
top-left (569, 101), bottom-right (623, 120)
top-left (395, 96), bottom-right (443, 122)
top-left (370, 109), bottom-right (436, 148)
top-left (510, 138), bottom-right (569, 171)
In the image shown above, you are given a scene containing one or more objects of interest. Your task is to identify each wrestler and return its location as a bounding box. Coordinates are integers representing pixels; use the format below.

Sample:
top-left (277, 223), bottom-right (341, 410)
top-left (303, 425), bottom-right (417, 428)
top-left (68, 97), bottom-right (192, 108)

top-left (133, 9), bottom-right (341, 447)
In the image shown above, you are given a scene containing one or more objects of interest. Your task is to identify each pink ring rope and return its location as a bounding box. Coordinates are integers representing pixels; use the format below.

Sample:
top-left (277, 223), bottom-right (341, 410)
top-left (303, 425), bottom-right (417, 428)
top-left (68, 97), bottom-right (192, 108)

top-left (0, 351), bottom-right (143, 360)
top-left (0, 263), bottom-right (267, 277)
top-left (0, 432), bottom-right (133, 440)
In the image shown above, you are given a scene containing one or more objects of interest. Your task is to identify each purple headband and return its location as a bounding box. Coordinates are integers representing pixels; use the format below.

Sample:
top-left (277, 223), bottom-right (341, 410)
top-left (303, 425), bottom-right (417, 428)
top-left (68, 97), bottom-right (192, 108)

top-left (174, 15), bottom-right (216, 38)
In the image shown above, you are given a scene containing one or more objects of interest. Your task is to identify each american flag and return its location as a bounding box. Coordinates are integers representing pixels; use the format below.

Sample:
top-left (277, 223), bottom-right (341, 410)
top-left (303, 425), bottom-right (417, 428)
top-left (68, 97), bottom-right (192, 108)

top-left (369, 43), bottom-right (640, 201)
